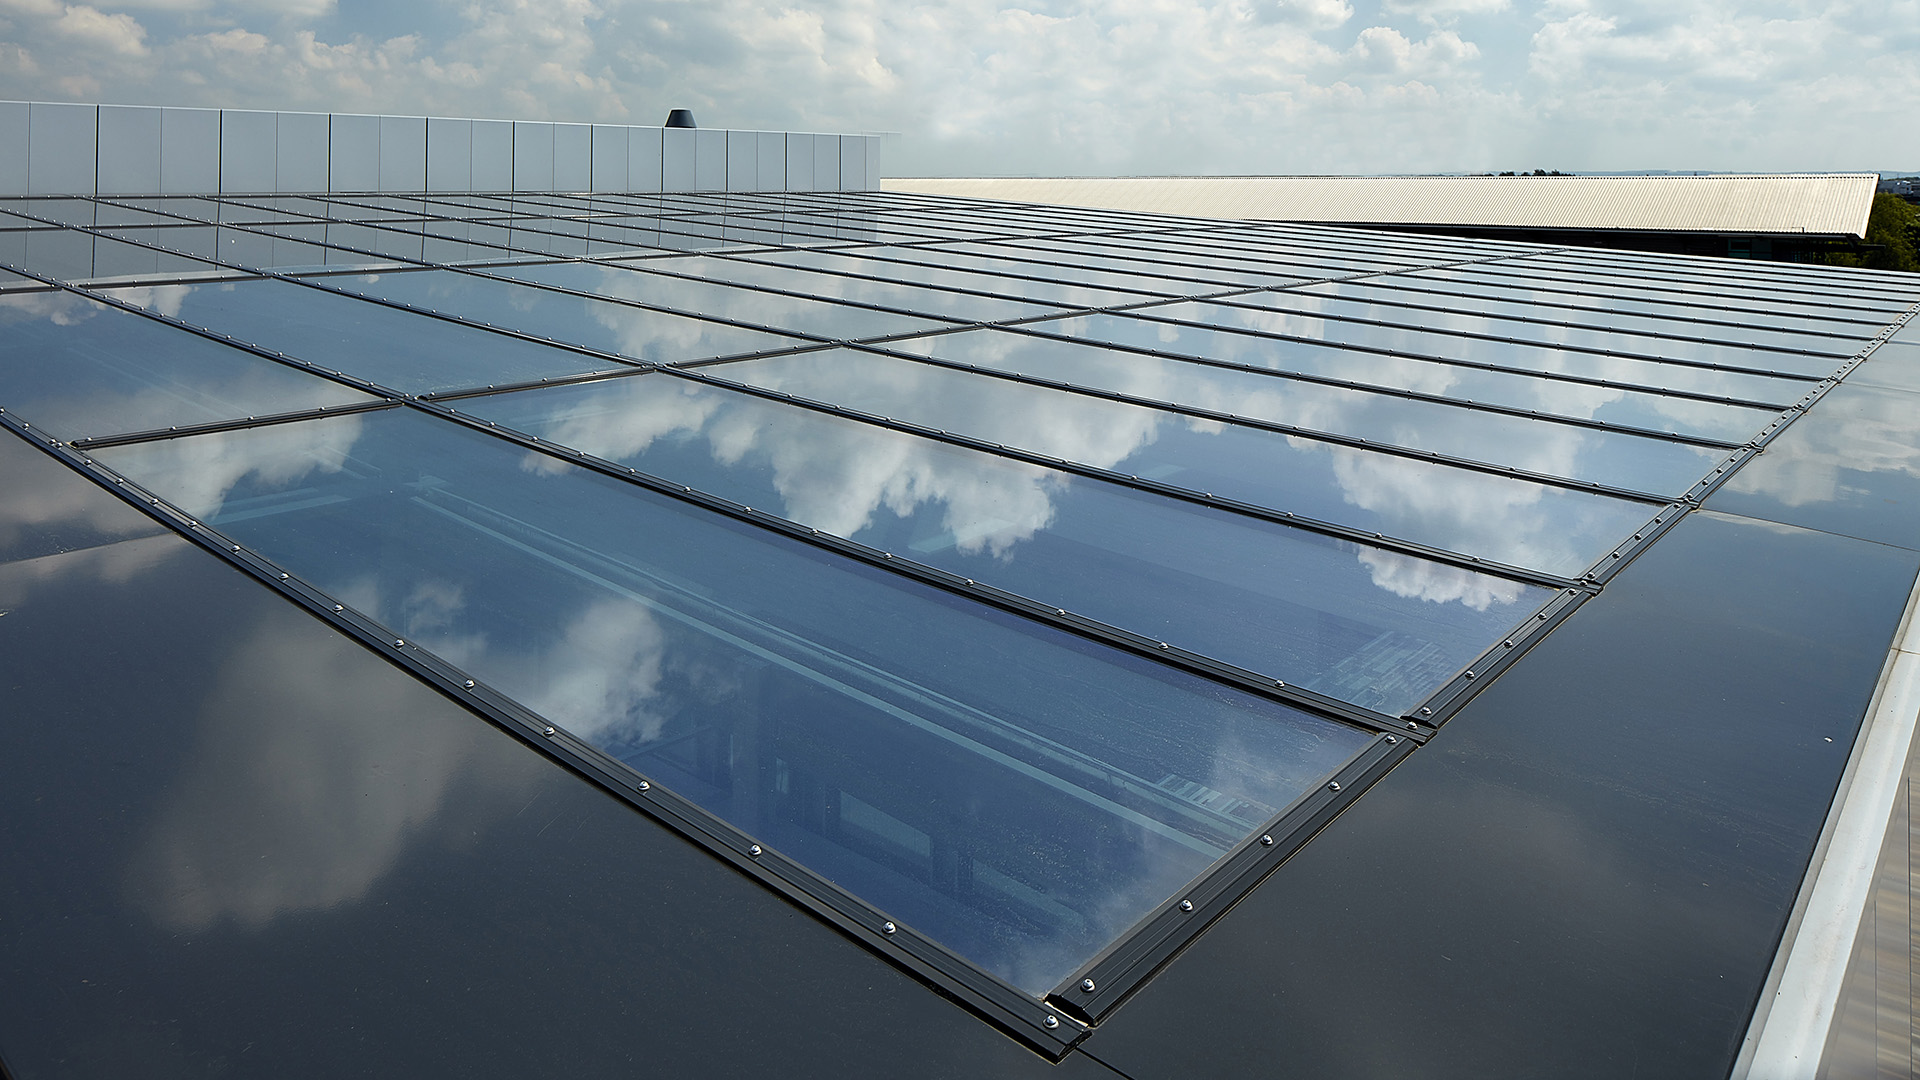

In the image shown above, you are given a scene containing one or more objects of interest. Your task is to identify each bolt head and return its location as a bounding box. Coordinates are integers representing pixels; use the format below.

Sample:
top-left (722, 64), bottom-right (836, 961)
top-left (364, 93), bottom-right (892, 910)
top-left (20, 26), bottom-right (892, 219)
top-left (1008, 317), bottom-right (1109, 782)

top-left (1179, 899), bottom-right (1194, 912)
top-left (1259, 834), bottom-right (1275, 846)
top-left (747, 844), bottom-right (763, 857)
top-left (881, 921), bottom-right (896, 934)
top-left (462, 679), bottom-right (475, 689)
top-left (1043, 1016), bottom-right (1060, 1030)
top-left (1081, 979), bottom-right (1097, 993)
top-left (1328, 781), bottom-right (1342, 792)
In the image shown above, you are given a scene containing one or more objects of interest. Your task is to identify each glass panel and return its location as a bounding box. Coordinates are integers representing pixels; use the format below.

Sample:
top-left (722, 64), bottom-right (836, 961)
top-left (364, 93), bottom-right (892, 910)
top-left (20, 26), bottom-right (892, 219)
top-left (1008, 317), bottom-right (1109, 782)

top-left (1462, 263), bottom-right (1904, 322)
top-left (310, 268), bottom-right (805, 363)
top-left (1031, 312), bottom-right (1792, 441)
top-left (0, 428), bottom-right (166, 563)
top-left (0, 290), bottom-right (378, 440)
top-left (889, 330), bottom-right (1724, 496)
top-left (770, 244), bottom-right (1201, 297)
top-left (96, 278), bottom-right (620, 396)
top-left (736, 249), bottom-right (1155, 307)
top-left (1220, 291), bottom-right (1855, 377)
top-left (462, 374), bottom-right (1553, 710)
top-left (936, 240), bottom-right (1283, 290)
top-left (705, 348), bottom-right (1658, 575)
top-left (489, 261), bottom-right (953, 340)
top-left (604, 254), bottom-right (1068, 323)
top-left (97, 407), bottom-right (1372, 997)
top-left (1295, 278), bottom-right (1884, 356)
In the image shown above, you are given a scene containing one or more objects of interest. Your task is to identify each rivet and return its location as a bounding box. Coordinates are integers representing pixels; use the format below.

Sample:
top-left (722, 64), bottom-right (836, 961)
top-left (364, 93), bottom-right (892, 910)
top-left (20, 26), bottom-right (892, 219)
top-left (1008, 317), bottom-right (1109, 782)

top-left (462, 679), bottom-right (475, 688)
top-left (278, 572), bottom-right (289, 580)
top-left (748, 844), bottom-right (763, 857)
top-left (636, 779), bottom-right (650, 791)
top-left (115, 478), bottom-right (124, 484)
top-left (393, 638), bottom-right (405, 647)
top-left (883, 552), bottom-right (893, 559)
top-left (1056, 609), bottom-right (1067, 616)
top-left (1328, 781), bottom-right (1342, 792)
top-left (541, 725), bottom-right (556, 737)
top-left (1385, 735), bottom-right (1399, 745)
top-left (1081, 979), bottom-right (1097, 992)
top-left (1043, 1016), bottom-right (1061, 1030)
top-left (1502, 640), bottom-right (1513, 648)
top-left (1420, 707), bottom-right (1432, 716)
top-left (1465, 670), bottom-right (1476, 679)
top-left (1611, 552), bottom-right (1621, 559)
top-left (1179, 899), bottom-right (1194, 912)
top-left (1259, 834), bottom-right (1275, 846)
top-left (1159, 642), bottom-right (1170, 649)
top-left (333, 604), bottom-right (344, 612)
top-left (964, 579), bottom-right (974, 585)
top-left (1275, 679), bottom-right (1286, 688)
top-left (1407, 721), bottom-right (1419, 730)
top-left (881, 921), bottom-right (896, 934)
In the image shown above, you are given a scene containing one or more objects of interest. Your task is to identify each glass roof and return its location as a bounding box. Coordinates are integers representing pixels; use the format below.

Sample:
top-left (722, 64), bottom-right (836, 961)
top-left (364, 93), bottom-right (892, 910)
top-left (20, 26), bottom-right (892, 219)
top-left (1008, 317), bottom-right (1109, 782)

top-left (0, 187), bottom-right (1890, 1018)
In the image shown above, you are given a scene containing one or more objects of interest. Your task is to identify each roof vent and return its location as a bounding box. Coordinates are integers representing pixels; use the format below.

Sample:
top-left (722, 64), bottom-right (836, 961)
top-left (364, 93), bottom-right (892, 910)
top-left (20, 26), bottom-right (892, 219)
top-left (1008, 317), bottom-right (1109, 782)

top-left (664, 109), bottom-right (697, 129)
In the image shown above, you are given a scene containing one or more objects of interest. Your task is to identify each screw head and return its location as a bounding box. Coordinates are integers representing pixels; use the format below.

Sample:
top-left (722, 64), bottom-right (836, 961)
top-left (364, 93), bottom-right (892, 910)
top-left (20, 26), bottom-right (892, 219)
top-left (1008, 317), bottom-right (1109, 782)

top-left (462, 679), bottom-right (475, 689)
top-left (881, 921), bottom-right (896, 935)
top-left (1043, 1016), bottom-right (1060, 1030)
top-left (279, 572), bottom-right (289, 580)
top-left (1081, 979), bottom-right (1097, 993)
top-left (1385, 735), bottom-right (1399, 745)
top-left (1179, 899), bottom-right (1194, 912)
top-left (1259, 834), bottom-right (1275, 846)
top-left (636, 780), bottom-right (650, 791)
top-left (747, 844), bottom-right (763, 857)
top-left (1328, 781), bottom-right (1343, 792)
top-left (541, 725), bottom-right (556, 737)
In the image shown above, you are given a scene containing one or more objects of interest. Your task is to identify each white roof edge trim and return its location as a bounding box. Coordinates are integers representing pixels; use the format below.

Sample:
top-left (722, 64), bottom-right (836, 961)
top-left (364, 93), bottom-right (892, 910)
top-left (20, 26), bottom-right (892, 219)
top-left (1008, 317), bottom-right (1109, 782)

top-left (1732, 544), bottom-right (1920, 1080)
top-left (883, 175), bottom-right (1879, 238)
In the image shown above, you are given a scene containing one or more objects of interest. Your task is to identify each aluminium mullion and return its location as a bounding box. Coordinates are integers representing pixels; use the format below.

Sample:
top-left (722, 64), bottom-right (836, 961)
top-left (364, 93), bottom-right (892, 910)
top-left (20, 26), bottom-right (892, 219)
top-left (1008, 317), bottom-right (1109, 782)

top-left (1483, 256), bottom-right (1915, 318)
top-left (3, 212), bottom-right (713, 382)
top-left (415, 393), bottom-right (1419, 736)
top-left (1101, 295), bottom-right (1841, 383)
top-left (1300, 276), bottom-right (1894, 337)
top-left (47, 208), bottom-right (845, 359)
top-left (717, 247), bottom-right (1175, 303)
top-left (654, 358), bottom-right (1597, 590)
top-left (1382, 273), bottom-right (1903, 332)
top-left (66, 399), bottom-right (402, 450)
top-left (991, 321), bottom-right (1778, 442)
top-left (0, 414), bottom-right (1089, 1059)
top-left (1217, 283), bottom-right (1873, 355)
top-left (750, 340), bottom-right (1688, 504)
top-left (1520, 249), bottom-right (1920, 304)
top-left (1010, 306), bottom-right (1807, 413)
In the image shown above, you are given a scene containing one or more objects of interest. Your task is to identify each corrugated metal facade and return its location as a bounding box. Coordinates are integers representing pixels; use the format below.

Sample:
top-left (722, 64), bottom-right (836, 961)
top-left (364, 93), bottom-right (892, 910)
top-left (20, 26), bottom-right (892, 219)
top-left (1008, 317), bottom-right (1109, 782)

top-left (884, 174), bottom-right (1879, 238)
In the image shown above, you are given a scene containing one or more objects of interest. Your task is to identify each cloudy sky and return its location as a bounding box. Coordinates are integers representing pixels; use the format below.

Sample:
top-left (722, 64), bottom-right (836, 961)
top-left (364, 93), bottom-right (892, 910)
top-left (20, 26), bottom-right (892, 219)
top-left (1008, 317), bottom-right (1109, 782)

top-left (0, 0), bottom-right (1912, 176)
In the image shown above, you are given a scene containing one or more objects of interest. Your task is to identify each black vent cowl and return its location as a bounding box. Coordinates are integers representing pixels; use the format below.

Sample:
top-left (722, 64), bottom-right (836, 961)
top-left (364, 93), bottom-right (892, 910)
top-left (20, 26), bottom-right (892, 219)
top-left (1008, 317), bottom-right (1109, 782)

top-left (664, 109), bottom-right (697, 129)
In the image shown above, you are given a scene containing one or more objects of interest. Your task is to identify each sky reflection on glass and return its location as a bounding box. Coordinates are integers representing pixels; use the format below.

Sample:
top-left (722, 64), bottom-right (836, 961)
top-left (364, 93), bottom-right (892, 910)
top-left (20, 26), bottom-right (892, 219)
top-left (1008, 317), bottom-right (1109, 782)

top-left (704, 347), bottom-right (1655, 578)
top-left (0, 289), bottom-right (375, 441)
top-left (891, 329), bottom-right (1724, 496)
top-left (95, 408), bottom-right (1372, 996)
top-left (461, 374), bottom-right (1551, 712)
top-left (313, 268), bottom-right (803, 363)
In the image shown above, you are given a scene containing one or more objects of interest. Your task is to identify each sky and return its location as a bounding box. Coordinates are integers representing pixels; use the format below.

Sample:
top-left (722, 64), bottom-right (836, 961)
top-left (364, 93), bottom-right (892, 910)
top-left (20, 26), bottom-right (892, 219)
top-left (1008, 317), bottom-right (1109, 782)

top-left (0, 0), bottom-right (1913, 177)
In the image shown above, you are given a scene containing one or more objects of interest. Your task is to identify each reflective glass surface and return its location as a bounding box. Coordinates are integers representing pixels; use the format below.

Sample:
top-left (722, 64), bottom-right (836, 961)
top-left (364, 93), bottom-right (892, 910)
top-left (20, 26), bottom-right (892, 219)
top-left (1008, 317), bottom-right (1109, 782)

top-left (1031, 312), bottom-right (1791, 441)
top-left (461, 375), bottom-right (1550, 711)
top-left (1222, 290), bottom-right (1856, 375)
top-left (1294, 278), bottom-right (1883, 355)
top-left (928, 241), bottom-right (1263, 291)
top-left (96, 277), bottom-right (618, 395)
top-left (489, 260), bottom-right (952, 340)
top-left (604, 253), bottom-right (1067, 323)
top-left (0, 429), bottom-right (166, 562)
top-left (704, 348), bottom-right (1659, 575)
top-left (736, 248), bottom-right (1154, 307)
top-left (0, 441), bottom-right (1086, 1078)
top-left (837, 244), bottom-right (1207, 297)
top-left (311, 267), bottom-right (805, 362)
top-left (1707, 382), bottom-right (1920, 551)
top-left (97, 408), bottom-right (1371, 995)
top-left (0, 290), bottom-right (377, 440)
top-left (888, 330), bottom-right (1725, 496)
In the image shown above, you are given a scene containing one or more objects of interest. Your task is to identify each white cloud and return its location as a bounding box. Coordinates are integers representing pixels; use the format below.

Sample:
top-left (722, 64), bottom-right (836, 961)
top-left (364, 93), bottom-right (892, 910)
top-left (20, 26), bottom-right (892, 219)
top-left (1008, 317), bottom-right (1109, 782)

top-left (0, 0), bottom-right (1910, 178)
